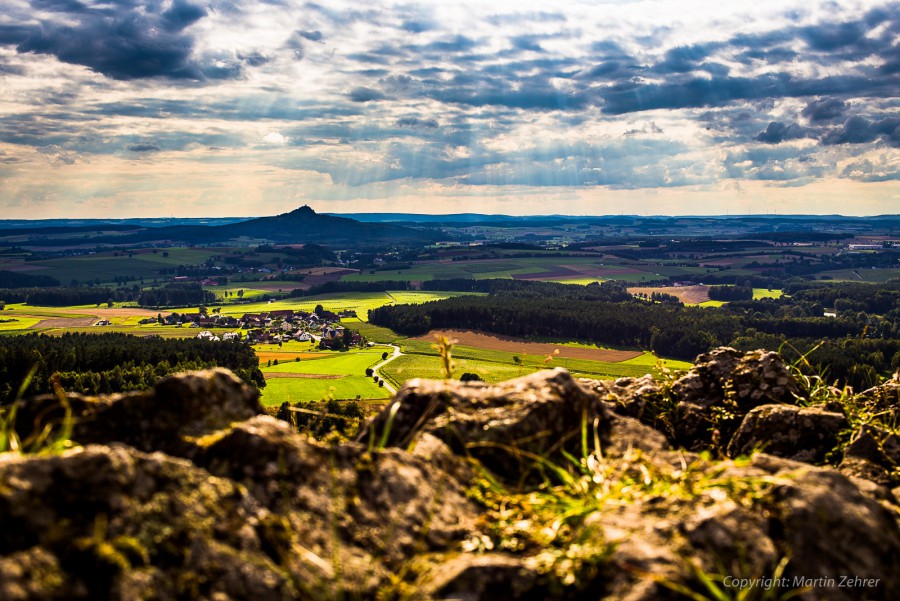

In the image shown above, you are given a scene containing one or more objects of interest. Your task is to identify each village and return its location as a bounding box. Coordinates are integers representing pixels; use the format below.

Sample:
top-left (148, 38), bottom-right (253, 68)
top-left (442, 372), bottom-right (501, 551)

top-left (135, 306), bottom-right (363, 349)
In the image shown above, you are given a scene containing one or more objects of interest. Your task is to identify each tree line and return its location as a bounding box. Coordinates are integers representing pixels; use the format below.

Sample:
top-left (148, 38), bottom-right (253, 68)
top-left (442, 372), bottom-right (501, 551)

top-left (1, 286), bottom-right (138, 307)
top-left (707, 285), bottom-right (754, 301)
top-left (0, 270), bottom-right (60, 289)
top-left (0, 333), bottom-right (264, 404)
top-left (289, 280), bottom-right (413, 297)
top-left (138, 283), bottom-right (216, 308)
top-left (369, 280), bottom-right (899, 388)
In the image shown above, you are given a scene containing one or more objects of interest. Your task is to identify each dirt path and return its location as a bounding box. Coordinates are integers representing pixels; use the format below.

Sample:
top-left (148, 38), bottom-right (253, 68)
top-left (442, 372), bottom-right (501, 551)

top-left (412, 330), bottom-right (641, 362)
top-left (371, 344), bottom-right (401, 394)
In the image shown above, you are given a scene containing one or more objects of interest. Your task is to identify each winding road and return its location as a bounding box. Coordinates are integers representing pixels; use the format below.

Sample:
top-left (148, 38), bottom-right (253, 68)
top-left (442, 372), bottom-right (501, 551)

top-left (370, 343), bottom-right (402, 395)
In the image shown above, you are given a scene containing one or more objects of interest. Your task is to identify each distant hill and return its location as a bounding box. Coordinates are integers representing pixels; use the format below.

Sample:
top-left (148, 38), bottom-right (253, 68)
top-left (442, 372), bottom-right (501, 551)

top-left (0, 206), bottom-right (444, 248)
top-left (209, 205), bottom-right (443, 245)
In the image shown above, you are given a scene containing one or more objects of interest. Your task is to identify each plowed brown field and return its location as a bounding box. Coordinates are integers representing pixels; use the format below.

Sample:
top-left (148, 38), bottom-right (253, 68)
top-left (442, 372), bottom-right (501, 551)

top-left (412, 330), bottom-right (641, 362)
top-left (628, 285), bottom-right (710, 305)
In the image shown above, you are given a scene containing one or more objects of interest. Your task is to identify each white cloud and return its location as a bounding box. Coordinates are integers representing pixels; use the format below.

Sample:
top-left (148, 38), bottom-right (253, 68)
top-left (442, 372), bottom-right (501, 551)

top-left (262, 132), bottom-right (288, 145)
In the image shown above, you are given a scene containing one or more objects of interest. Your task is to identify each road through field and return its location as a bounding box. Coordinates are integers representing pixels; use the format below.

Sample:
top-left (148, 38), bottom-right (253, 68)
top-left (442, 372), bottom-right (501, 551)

top-left (371, 344), bottom-right (402, 394)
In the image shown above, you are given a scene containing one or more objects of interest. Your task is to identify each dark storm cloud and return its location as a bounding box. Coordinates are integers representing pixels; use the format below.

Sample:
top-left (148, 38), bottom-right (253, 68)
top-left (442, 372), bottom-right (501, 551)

top-left (162, 0), bottom-right (207, 32)
top-left (126, 143), bottom-right (162, 153)
top-left (0, 25), bottom-right (33, 45)
top-left (396, 116), bottom-right (438, 129)
top-left (6, 0), bottom-right (224, 80)
top-left (581, 10), bottom-right (898, 114)
top-left (298, 30), bottom-right (324, 42)
top-left (755, 121), bottom-right (810, 144)
top-left (598, 73), bottom-right (894, 115)
top-left (800, 21), bottom-right (869, 52)
top-left (821, 116), bottom-right (900, 146)
top-left (349, 87), bottom-right (387, 102)
top-left (802, 97), bottom-right (847, 121)
top-left (655, 44), bottom-right (719, 73)
top-left (426, 80), bottom-right (587, 111)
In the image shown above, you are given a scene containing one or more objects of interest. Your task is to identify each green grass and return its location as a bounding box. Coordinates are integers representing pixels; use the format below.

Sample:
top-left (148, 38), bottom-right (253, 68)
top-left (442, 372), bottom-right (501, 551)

top-left (383, 341), bottom-right (681, 388)
top-left (698, 300), bottom-right (726, 308)
top-left (752, 288), bottom-right (783, 299)
top-left (817, 268), bottom-right (900, 283)
top-left (340, 317), bottom-right (403, 344)
top-left (259, 377), bottom-right (390, 406)
top-left (265, 348), bottom-right (385, 376)
top-left (206, 286), bottom-right (272, 300)
top-left (258, 348), bottom-right (392, 405)
top-left (341, 257), bottom-right (692, 284)
top-left (0, 317), bottom-right (42, 331)
top-left (218, 290), bottom-right (470, 321)
top-left (2, 304), bottom-right (94, 318)
top-left (21, 248), bottom-right (223, 284)
top-left (621, 353), bottom-right (692, 369)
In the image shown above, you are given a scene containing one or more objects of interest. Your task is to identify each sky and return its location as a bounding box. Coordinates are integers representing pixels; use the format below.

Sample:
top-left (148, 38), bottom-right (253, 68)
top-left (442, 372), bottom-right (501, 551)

top-left (0, 0), bottom-right (898, 218)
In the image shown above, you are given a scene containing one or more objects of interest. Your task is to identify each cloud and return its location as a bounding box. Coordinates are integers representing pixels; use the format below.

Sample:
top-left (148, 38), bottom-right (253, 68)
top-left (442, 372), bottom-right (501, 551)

top-left (262, 132), bottom-right (288, 145)
top-left (126, 143), bottom-right (162, 153)
top-left (802, 97), bottom-right (847, 121)
top-left (348, 87), bottom-right (387, 102)
top-left (162, 0), bottom-right (207, 33)
top-left (396, 117), bottom-right (439, 129)
top-left (840, 158), bottom-right (900, 182)
top-left (755, 121), bottom-right (809, 144)
top-left (9, 0), bottom-right (219, 80)
top-left (298, 30), bottom-right (324, 42)
top-left (821, 116), bottom-right (900, 146)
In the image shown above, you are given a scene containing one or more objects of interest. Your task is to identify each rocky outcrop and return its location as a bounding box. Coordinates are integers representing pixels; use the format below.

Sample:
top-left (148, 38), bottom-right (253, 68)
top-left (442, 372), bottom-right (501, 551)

top-left (727, 404), bottom-right (848, 462)
top-left (587, 347), bottom-right (805, 452)
top-left (1, 352), bottom-right (899, 600)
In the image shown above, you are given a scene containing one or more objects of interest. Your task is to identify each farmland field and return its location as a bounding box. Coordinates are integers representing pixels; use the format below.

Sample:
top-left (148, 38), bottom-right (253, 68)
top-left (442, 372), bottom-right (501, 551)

top-left (382, 341), bottom-right (690, 388)
top-left (258, 347), bottom-right (391, 405)
top-left (409, 329), bottom-right (642, 362)
top-left (628, 285), bottom-right (711, 305)
top-left (340, 257), bottom-right (694, 284)
top-left (2, 248), bottom-right (224, 285)
top-left (753, 288), bottom-right (784, 299)
top-left (217, 290), bottom-right (473, 320)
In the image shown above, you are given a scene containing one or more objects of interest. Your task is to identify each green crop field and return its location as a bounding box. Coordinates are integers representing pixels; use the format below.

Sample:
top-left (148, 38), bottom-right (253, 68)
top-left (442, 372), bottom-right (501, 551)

top-left (217, 290), bottom-right (470, 320)
top-left (0, 317), bottom-right (42, 332)
top-left (259, 378), bottom-right (390, 406)
top-left (258, 347), bottom-right (391, 405)
top-left (382, 341), bottom-right (690, 388)
top-left (264, 348), bottom-right (385, 376)
top-left (14, 248), bottom-right (224, 285)
top-left (753, 288), bottom-right (784, 299)
top-left (341, 256), bottom-right (694, 284)
top-left (340, 317), bottom-right (402, 344)
top-left (817, 268), bottom-right (900, 283)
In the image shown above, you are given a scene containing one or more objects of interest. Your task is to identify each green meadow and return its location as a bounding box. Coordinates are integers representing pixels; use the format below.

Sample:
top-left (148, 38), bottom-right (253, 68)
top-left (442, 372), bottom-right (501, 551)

top-left (258, 348), bottom-right (391, 405)
top-left (7, 248), bottom-right (224, 284)
top-left (381, 340), bottom-right (691, 389)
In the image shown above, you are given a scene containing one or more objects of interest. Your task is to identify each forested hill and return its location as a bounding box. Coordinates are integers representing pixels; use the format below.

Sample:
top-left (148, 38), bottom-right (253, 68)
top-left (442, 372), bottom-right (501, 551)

top-left (369, 280), bottom-right (900, 390)
top-left (2, 206), bottom-right (444, 248)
